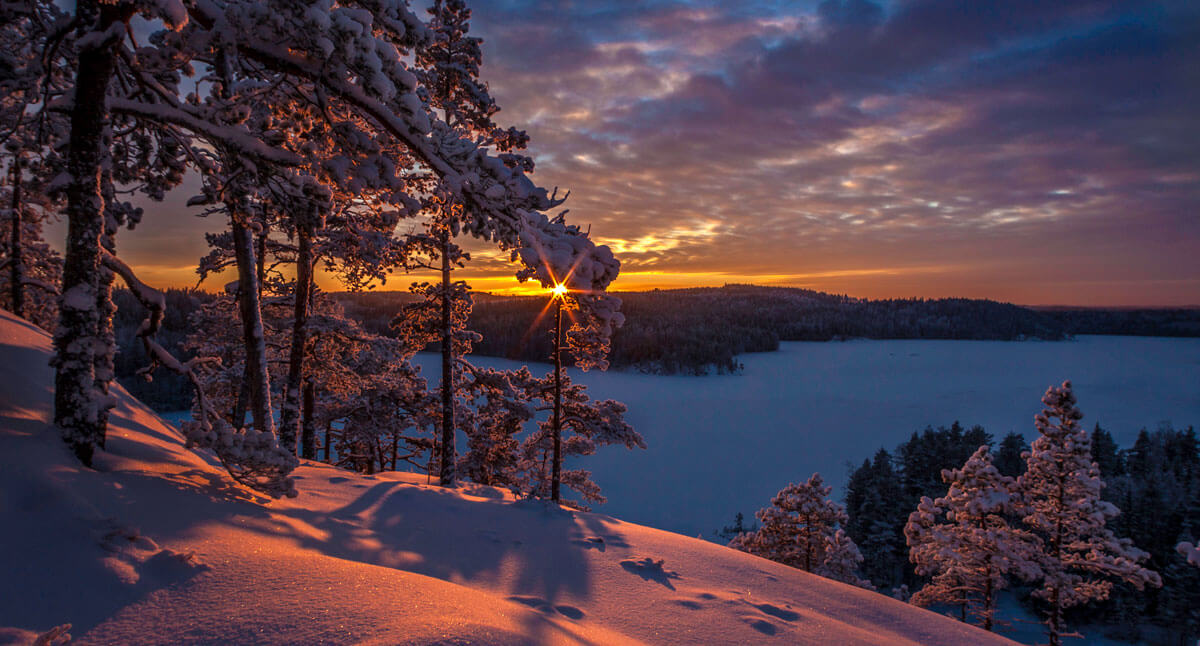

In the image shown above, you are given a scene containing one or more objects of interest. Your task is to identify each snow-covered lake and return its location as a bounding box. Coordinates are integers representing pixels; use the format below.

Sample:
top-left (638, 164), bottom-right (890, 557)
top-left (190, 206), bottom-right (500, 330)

top-left (418, 336), bottom-right (1200, 538)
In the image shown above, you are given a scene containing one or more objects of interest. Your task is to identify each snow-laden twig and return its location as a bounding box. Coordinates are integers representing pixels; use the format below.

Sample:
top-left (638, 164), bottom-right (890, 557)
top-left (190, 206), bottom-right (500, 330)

top-left (102, 251), bottom-right (296, 498)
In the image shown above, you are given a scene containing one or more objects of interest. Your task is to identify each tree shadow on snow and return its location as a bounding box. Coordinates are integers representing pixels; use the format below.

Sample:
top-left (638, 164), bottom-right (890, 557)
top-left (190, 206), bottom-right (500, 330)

top-left (261, 479), bottom-right (632, 644)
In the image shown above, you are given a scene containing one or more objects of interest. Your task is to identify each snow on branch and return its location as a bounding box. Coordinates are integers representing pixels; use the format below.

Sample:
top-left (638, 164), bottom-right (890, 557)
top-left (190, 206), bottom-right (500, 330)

top-left (187, 2), bottom-right (619, 300)
top-left (102, 251), bottom-right (297, 498)
top-left (1179, 541), bottom-right (1200, 568)
top-left (109, 98), bottom-right (302, 168)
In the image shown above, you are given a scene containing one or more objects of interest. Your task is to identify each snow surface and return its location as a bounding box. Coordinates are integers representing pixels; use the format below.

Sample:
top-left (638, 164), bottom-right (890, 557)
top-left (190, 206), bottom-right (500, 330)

top-left (416, 337), bottom-right (1200, 539)
top-left (0, 310), bottom-right (1017, 645)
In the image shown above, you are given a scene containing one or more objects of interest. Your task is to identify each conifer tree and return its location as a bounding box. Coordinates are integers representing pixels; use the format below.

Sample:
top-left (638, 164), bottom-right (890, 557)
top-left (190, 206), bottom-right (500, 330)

top-left (857, 449), bottom-right (908, 587)
top-left (517, 367), bottom-right (643, 508)
top-left (732, 473), bottom-right (870, 587)
top-left (1018, 381), bottom-right (1161, 646)
top-left (1162, 529), bottom-right (1200, 643)
top-left (1, 150), bottom-right (61, 330)
top-left (994, 432), bottom-right (1027, 478)
top-left (1090, 423), bottom-right (1123, 479)
top-left (817, 529), bottom-right (874, 589)
top-left (905, 446), bottom-right (1037, 631)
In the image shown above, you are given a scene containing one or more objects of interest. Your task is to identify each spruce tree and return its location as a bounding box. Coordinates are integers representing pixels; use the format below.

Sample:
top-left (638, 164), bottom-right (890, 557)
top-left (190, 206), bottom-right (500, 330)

top-left (905, 446), bottom-right (1037, 631)
top-left (1090, 423), bottom-right (1123, 479)
top-left (817, 529), bottom-right (874, 589)
top-left (994, 432), bottom-right (1027, 478)
top-left (1018, 381), bottom-right (1161, 646)
top-left (1163, 529), bottom-right (1200, 643)
top-left (858, 449), bottom-right (907, 587)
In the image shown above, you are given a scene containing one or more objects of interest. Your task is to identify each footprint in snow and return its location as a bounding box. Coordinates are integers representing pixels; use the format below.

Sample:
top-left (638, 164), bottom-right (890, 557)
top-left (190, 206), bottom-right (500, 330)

top-left (744, 617), bottom-right (778, 635)
top-left (506, 596), bottom-right (586, 620)
top-left (570, 536), bottom-right (606, 551)
top-left (619, 557), bottom-right (681, 590)
top-left (554, 605), bottom-right (585, 620)
top-left (752, 602), bottom-right (800, 622)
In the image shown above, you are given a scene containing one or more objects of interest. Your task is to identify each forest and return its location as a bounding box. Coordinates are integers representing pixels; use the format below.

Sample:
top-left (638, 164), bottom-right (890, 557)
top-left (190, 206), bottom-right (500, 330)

top-left (722, 385), bottom-right (1199, 645)
top-left (337, 286), bottom-right (1200, 375)
top-left (110, 286), bottom-right (1200, 411)
top-left (1, 0), bottom-right (631, 506)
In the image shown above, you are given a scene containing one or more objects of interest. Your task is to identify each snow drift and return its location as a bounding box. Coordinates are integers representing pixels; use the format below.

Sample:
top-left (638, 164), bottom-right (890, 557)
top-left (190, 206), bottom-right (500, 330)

top-left (0, 310), bottom-right (1016, 645)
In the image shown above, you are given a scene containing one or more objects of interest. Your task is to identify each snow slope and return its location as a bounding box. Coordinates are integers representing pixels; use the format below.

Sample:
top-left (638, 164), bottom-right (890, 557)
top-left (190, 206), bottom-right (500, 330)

top-left (0, 311), bottom-right (1017, 645)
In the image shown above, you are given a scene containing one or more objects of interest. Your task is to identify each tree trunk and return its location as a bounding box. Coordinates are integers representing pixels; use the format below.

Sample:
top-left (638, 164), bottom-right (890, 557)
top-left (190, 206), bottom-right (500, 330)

top-left (983, 555), bottom-right (995, 631)
top-left (231, 373), bottom-right (250, 429)
top-left (1049, 586), bottom-right (1061, 646)
top-left (551, 296), bottom-right (563, 502)
top-left (232, 227), bottom-right (269, 429)
top-left (95, 171), bottom-right (120, 438)
top-left (300, 379), bottom-right (316, 459)
top-left (323, 421), bottom-right (332, 463)
top-left (55, 3), bottom-right (120, 466)
top-left (231, 216), bottom-right (274, 436)
top-left (279, 218), bottom-right (314, 454)
top-left (8, 156), bottom-right (23, 317)
top-left (391, 430), bottom-right (399, 471)
top-left (438, 231), bottom-right (456, 486)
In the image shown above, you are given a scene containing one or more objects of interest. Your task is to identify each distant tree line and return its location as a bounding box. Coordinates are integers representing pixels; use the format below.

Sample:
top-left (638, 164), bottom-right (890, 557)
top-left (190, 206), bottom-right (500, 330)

top-left (332, 285), bottom-right (1200, 376)
top-left (113, 288), bottom-right (216, 411)
top-left (115, 287), bottom-right (1200, 404)
top-left (1038, 307), bottom-right (1200, 337)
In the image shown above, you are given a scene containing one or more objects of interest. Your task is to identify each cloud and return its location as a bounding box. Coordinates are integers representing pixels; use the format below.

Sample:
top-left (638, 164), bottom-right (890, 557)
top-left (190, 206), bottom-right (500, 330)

top-left (454, 0), bottom-right (1199, 304)
top-left (88, 0), bottom-right (1196, 306)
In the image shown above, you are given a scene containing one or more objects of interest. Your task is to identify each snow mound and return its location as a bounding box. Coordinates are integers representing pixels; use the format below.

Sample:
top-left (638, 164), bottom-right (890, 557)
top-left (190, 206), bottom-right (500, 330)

top-left (0, 311), bottom-right (1016, 645)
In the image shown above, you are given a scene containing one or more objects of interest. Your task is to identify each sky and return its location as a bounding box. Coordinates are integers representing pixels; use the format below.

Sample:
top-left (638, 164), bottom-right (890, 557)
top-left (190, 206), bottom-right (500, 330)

top-left (67, 0), bottom-right (1200, 306)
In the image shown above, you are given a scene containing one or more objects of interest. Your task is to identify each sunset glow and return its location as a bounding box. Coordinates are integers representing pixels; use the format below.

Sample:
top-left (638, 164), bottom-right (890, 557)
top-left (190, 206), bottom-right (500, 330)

top-left (44, 0), bottom-right (1197, 307)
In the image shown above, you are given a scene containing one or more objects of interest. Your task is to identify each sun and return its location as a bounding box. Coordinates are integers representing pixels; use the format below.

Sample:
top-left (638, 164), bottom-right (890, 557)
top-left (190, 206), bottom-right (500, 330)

top-left (552, 283), bottom-right (568, 297)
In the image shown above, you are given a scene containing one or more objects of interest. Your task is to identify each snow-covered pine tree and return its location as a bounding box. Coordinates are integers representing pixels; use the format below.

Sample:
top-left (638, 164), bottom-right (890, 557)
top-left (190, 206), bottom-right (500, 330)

top-left (332, 338), bottom-right (434, 475)
top-left (48, 0), bottom-right (195, 466)
top-left (905, 446), bottom-right (1038, 631)
top-left (502, 360), bottom-right (641, 508)
top-left (456, 364), bottom-right (535, 489)
top-left (0, 1), bottom-right (66, 331)
top-left (408, 0), bottom-right (537, 488)
top-left (1018, 381), bottom-right (1161, 646)
top-left (731, 473), bottom-right (869, 587)
top-left (392, 273), bottom-right (479, 484)
top-left (817, 529), bottom-right (874, 589)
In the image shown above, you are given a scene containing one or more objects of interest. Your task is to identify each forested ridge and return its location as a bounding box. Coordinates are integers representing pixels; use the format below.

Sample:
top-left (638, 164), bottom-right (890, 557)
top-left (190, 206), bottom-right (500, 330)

top-left (114, 285), bottom-right (1200, 407)
top-left (335, 285), bottom-right (1200, 375)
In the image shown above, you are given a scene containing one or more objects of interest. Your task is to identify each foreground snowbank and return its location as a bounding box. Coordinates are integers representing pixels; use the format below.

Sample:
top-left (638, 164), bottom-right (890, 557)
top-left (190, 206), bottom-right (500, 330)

top-left (0, 311), bottom-right (1015, 645)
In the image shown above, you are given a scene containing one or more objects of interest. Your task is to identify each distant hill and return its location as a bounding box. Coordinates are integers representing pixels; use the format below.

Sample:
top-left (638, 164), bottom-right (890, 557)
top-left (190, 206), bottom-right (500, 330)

top-left (339, 284), bottom-right (1200, 375)
top-left (109, 287), bottom-right (1200, 403)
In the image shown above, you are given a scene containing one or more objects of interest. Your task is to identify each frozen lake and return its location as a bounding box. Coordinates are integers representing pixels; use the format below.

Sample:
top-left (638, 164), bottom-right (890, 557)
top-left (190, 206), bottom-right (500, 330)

top-left (423, 336), bottom-right (1200, 538)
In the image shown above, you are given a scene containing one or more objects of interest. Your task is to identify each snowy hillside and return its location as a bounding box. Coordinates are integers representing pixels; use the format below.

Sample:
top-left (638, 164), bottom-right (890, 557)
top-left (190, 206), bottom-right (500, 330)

top-left (0, 311), bottom-right (1016, 645)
